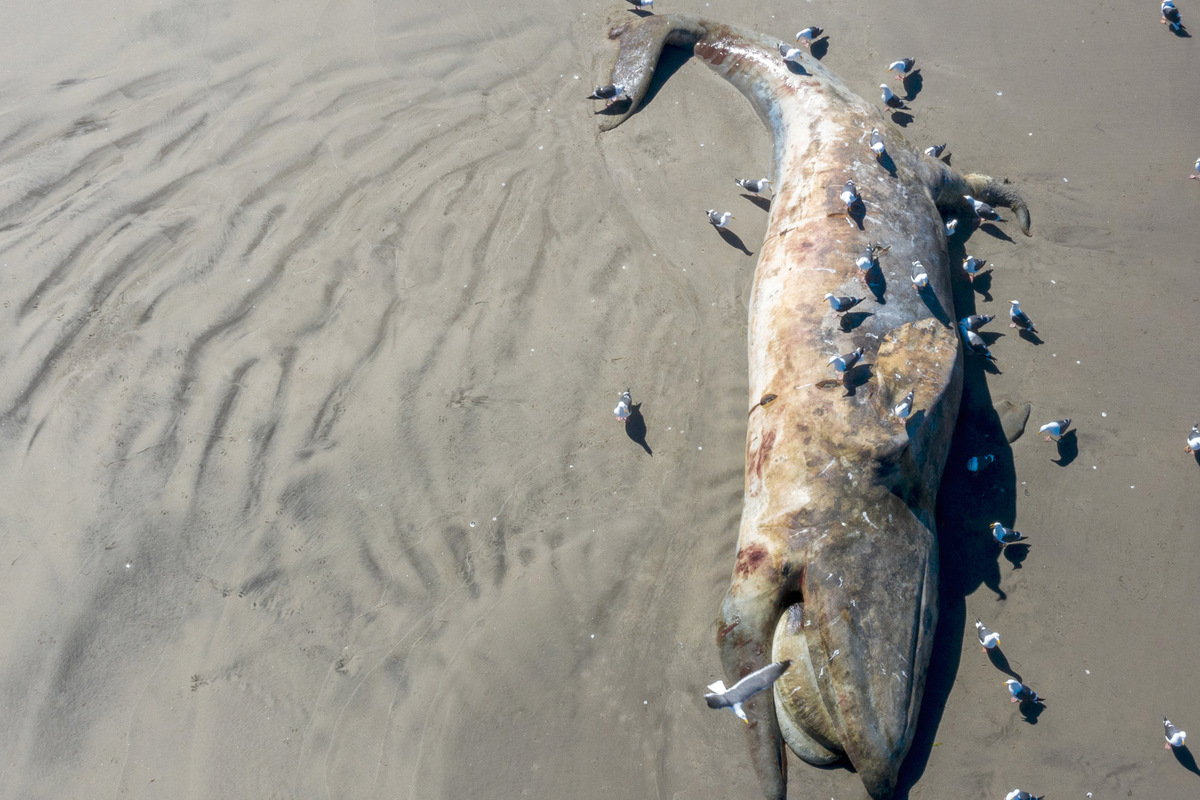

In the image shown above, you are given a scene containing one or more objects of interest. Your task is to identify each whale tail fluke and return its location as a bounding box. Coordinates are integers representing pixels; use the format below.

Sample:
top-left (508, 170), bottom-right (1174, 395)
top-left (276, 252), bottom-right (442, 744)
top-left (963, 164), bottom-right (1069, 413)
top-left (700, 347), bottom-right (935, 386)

top-left (963, 173), bottom-right (1032, 236)
top-left (598, 15), bottom-right (707, 131)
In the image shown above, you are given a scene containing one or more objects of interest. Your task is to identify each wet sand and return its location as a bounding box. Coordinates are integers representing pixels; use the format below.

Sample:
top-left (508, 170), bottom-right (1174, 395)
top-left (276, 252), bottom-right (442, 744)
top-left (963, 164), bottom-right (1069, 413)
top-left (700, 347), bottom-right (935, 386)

top-left (0, 1), bottom-right (1197, 798)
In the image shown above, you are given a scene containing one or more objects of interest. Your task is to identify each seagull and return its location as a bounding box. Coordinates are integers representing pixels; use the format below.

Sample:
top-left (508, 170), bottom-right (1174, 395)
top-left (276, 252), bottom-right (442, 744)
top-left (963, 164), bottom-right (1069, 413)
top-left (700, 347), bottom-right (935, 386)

top-left (1004, 679), bottom-right (1044, 704)
top-left (963, 328), bottom-right (995, 361)
top-left (887, 58), bottom-right (915, 80)
top-left (795, 27), bottom-right (823, 45)
top-left (779, 42), bottom-right (805, 64)
top-left (869, 128), bottom-right (886, 157)
top-left (990, 522), bottom-right (1027, 545)
top-left (975, 618), bottom-right (1000, 652)
top-left (1186, 424), bottom-right (1200, 454)
top-left (828, 347), bottom-right (864, 373)
top-left (880, 84), bottom-right (908, 109)
top-left (910, 259), bottom-right (929, 290)
top-left (1009, 300), bottom-right (1037, 332)
top-left (1039, 418), bottom-right (1071, 441)
top-left (925, 143), bottom-right (947, 158)
top-left (824, 293), bottom-right (863, 313)
top-left (1005, 791), bottom-right (1044, 800)
top-left (588, 84), bottom-right (627, 106)
top-left (1165, 716), bottom-right (1187, 749)
top-left (840, 180), bottom-right (859, 208)
top-left (1192, 156), bottom-right (1200, 179)
top-left (627, 0), bottom-right (654, 8)
top-left (945, 218), bottom-right (959, 237)
top-left (706, 209), bottom-right (734, 228)
top-left (967, 454), bottom-right (995, 474)
top-left (1162, 0), bottom-right (1184, 30)
top-left (893, 390), bottom-right (914, 419)
top-left (964, 194), bottom-right (1001, 221)
top-left (962, 256), bottom-right (985, 281)
top-left (705, 660), bottom-right (792, 723)
top-left (856, 243), bottom-right (890, 280)
top-left (614, 389), bottom-right (632, 423)
top-left (960, 314), bottom-right (994, 332)
top-left (735, 177), bottom-right (772, 194)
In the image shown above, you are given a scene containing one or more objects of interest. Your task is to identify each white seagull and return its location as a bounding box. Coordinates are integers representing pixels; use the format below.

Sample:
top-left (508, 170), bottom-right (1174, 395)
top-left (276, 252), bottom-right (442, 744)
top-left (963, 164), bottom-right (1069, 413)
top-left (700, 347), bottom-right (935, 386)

top-left (1165, 716), bottom-right (1187, 749)
top-left (1039, 418), bottom-right (1071, 441)
top-left (1004, 679), bottom-right (1044, 705)
top-left (1185, 423), bottom-right (1200, 454)
top-left (704, 660), bottom-right (792, 723)
top-left (887, 57), bottom-right (915, 80)
top-left (975, 618), bottom-right (1000, 652)
top-left (990, 522), bottom-right (1027, 545)
top-left (869, 128), bottom-right (886, 157)
top-left (893, 390), bottom-right (914, 419)
top-left (735, 177), bottom-right (771, 194)
top-left (795, 27), bottom-right (823, 45)
top-left (706, 209), bottom-right (734, 228)
top-left (1009, 300), bottom-right (1037, 332)
top-left (828, 347), bottom-right (864, 373)
top-left (880, 84), bottom-right (908, 109)
top-left (910, 259), bottom-right (929, 290)
top-left (824, 293), bottom-right (863, 313)
top-left (614, 389), bottom-right (632, 423)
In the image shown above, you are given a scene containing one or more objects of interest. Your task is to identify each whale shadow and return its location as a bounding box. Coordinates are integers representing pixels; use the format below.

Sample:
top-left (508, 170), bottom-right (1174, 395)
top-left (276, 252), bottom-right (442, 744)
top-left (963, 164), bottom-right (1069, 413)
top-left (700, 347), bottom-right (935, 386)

top-left (1172, 745), bottom-right (1200, 776)
top-left (716, 226), bottom-right (753, 255)
top-left (902, 70), bottom-right (923, 101)
top-left (839, 311), bottom-right (874, 332)
top-left (625, 403), bottom-right (652, 455)
top-left (741, 193), bottom-right (771, 212)
top-left (810, 37), bottom-right (829, 60)
top-left (894, 232), bottom-right (1021, 799)
top-left (889, 110), bottom-right (914, 127)
top-left (986, 646), bottom-right (1022, 680)
top-left (1052, 429), bottom-right (1078, 467)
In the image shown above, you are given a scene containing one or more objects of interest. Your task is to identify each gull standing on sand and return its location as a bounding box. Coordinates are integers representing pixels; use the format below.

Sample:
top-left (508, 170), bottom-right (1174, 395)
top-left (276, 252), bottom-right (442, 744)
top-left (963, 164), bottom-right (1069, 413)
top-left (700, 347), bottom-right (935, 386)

top-left (975, 618), bottom-right (1000, 652)
top-left (1005, 679), bottom-right (1044, 704)
top-left (829, 347), bottom-right (864, 374)
top-left (887, 58), bottom-right (915, 80)
top-left (880, 84), bottom-right (908, 109)
top-left (824, 293), bottom-right (863, 313)
top-left (1009, 300), bottom-right (1037, 332)
top-left (963, 328), bottom-right (995, 361)
top-left (735, 177), bottom-right (771, 194)
top-left (925, 143), bottom-right (947, 158)
top-left (893, 391), bottom-right (914, 419)
top-left (1039, 418), bottom-right (1071, 441)
top-left (1185, 424), bottom-right (1200, 453)
top-left (1191, 156), bottom-right (1200, 179)
top-left (1162, 0), bottom-right (1184, 30)
top-left (706, 209), bottom-right (734, 228)
top-left (962, 256), bottom-right (984, 281)
top-left (1165, 716), bottom-right (1187, 749)
top-left (614, 389), bottom-right (632, 423)
top-left (990, 522), bottom-right (1027, 545)
top-left (705, 660), bottom-right (792, 723)
top-left (795, 26), bottom-right (823, 45)
top-left (869, 128), bottom-right (887, 157)
top-left (1005, 791), bottom-right (1044, 800)
top-left (910, 259), bottom-right (929, 290)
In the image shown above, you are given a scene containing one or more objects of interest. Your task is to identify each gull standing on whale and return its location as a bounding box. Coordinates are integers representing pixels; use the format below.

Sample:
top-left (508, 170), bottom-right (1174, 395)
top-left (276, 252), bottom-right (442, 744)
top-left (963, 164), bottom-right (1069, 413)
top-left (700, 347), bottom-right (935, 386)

top-left (824, 293), bottom-right (863, 313)
top-left (588, 84), bottom-right (627, 106)
top-left (893, 391), bottom-right (914, 419)
top-left (910, 259), bottom-right (929, 290)
top-left (705, 660), bottom-right (793, 722)
top-left (925, 143), bottom-right (947, 158)
top-left (1165, 716), bottom-right (1187, 749)
top-left (964, 194), bottom-right (1001, 221)
top-left (778, 42), bottom-right (805, 65)
top-left (828, 347), bottom-right (864, 374)
top-left (870, 128), bottom-right (887, 157)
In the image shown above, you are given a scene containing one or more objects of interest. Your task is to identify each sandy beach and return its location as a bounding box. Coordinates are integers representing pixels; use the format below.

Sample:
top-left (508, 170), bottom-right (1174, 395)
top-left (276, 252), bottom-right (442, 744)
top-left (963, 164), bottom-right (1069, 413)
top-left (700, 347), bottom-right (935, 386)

top-left (0, 0), bottom-right (1197, 798)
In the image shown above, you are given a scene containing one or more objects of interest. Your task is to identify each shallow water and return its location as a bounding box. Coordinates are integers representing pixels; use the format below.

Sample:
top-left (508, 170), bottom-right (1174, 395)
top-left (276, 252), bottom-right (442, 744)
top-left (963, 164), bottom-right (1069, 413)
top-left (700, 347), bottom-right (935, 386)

top-left (2, 1), bottom-right (1198, 799)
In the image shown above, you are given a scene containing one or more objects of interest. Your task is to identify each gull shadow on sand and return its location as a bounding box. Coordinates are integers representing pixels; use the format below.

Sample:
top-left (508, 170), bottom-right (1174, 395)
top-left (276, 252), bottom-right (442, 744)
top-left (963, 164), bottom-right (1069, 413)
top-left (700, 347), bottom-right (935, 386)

top-left (1172, 745), bottom-right (1200, 777)
top-left (1169, 25), bottom-right (1191, 38)
top-left (978, 222), bottom-right (1015, 243)
top-left (627, 5), bottom-right (654, 17)
top-left (1019, 699), bottom-right (1046, 724)
top-left (987, 647), bottom-right (1022, 681)
top-left (1052, 430), bottom-right (1078, 467)
top-left (890, 110), bottom-right (914, 127)
top-left (1017, 328), bottom-right (1043, 345)
top-left (902, 70), bottom-right (923, 101)
top-left (625, 404), bottom-right (652, 455)
top-left (741, 193), bottom-right (771, 212)
top-left (716, 226), bottom-right (753, 255)
top-left (810, 38), bottom-right (829, 60)
top-left (968, 271), bottom-right (993, 302)
top-left (1001, 542), bottom-right (1031, 570)
top-left (839, 311), bottom-right (874, 332)
top-left (894, 233), bottom-right (1021, 800)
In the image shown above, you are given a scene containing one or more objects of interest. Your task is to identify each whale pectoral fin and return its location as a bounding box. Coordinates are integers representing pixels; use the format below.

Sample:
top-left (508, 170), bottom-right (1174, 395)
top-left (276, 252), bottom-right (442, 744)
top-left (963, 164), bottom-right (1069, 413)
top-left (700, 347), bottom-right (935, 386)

top-left (599, 15), bottom-right (707, 131)
top-left (873, 318), bottom-right (959, 420)
top-left (963, 173), bottom-right (1032, 236)
top-left (771, 604), bottom-right (843, 765)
